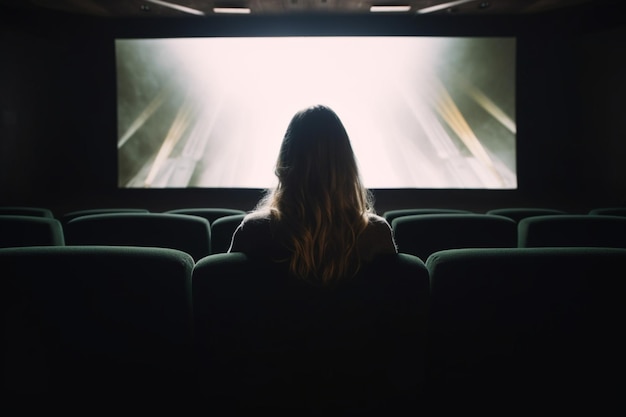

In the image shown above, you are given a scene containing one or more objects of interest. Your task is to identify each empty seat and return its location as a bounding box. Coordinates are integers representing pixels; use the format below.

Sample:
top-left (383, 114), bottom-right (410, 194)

top-left (588, 207), bottom-right (626, 217)
top-left (192, 252), bottom-right (430, 414)
top-left (210, 213), bottom-right (246, 254)
top-left (392, 213), bottom-right (517, 261)
top-left (486, 207), bottom-right (566, 222)
top-left (165, 208), bottom-right (246, 225)
top-left (518, 214), bottom-right (626, 248)
top-left (0, 245), bottom-right (195, 412)
top-left (0, 215), bottom-right (65, 248)
top-left (425, 247), bottom-right (626, 414)
top-left (61, 208), bottom-right (150, 226)
top-left (63, 213), bottom-right (210, 261)
top-left (383, 208), bottom-right (472, 225)
top-left (0, 206), bottom-right (54, 218)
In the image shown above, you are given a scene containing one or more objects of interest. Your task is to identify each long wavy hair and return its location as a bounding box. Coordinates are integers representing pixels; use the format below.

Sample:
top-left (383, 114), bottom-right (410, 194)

top-left (256, 105), bottom-right (375, 284)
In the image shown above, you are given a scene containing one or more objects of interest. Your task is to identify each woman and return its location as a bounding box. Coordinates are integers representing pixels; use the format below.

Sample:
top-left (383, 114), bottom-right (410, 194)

top-left (228, 104), bottom-right (397, 285)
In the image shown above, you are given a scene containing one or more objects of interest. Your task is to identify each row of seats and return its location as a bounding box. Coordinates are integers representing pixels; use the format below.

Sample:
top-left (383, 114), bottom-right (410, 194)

top-left (3, 207), bottom-right (626, 262)
top-left (383, 206), bottom-right (626, 223)
top-left (2, 245), bottom-right (624, 414)
top-left (392, 213), bottom-right (626, 260)
top-left (0, 209), bottom-right (247, 260)
top-left (3, 205), bottom-right (626, 223)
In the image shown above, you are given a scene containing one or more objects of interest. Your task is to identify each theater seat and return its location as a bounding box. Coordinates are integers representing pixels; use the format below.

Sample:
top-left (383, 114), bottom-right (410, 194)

top-left (518, 214), bottom-right (626, 248)
top-left (61, 208), bottom-right (150, 226)
top-left (425, 247), bottom-right (626, 414)
top-left (486, 207), bottom-right (566, 222)
top-left (0, 245), bottom-right (195, 413)
top-left (0, 206), bottom-right (54, 218)
top-left (588, 207), bottom-right (626, 217)
top-left (392, 213), bottom-right (517, 261)
top-left (165, 208), bottom-right (246, 225)
top-left (0, 215), bottom-right (65, 248)
top-left (64, 212), bottom-right (211, 261)
top-left (192, 252), bottom-right (429, 415)
top-left (383, 208), bottom-right (473, 225)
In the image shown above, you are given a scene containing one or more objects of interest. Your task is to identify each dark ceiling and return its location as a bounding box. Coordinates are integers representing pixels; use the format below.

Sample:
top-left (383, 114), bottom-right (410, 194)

top-left (0, 0), bottom-right (620, 18)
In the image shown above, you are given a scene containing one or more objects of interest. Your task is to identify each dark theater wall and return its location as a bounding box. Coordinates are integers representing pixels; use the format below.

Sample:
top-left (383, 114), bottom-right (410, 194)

top-left (576, 23), bottom-right (626, 205)
top-left (1, 6), bottom-right (624, 217)
top-left (0, 11), bottom-right (114, 211)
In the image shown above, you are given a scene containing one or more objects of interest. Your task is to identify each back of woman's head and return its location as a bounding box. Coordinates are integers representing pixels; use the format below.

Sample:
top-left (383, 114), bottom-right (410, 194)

top-left (263, 104), bottom-right (374, 284)
top-left (275, 105), bottom-right (366, 211)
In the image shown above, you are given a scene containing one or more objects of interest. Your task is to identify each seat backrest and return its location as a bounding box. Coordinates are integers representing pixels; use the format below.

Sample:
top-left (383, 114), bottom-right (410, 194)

top-left (0, 215), bottom-right (65, 248)
top-left (383, 208), bottom-right (473, 225)
top-left (0, 245), bottom-right (195, 412)
top-left (165, 208), bottom-right (246, 226)
top-left (425, 247), bottom-right (626, 413)
top-left (0, 206), bottom-right (54, 218)
top-left (192, 252), bottom-right (430, 413)
top-left (588, 207), bottom-right (626, 217)
top-left (209, 213), bottom-right (246, 254)
top-left (64, 213), bottom-right (211, 261)
top-left (486, 207), bottom-right (567, 223)
top-left (61, 208), bottom-right (150, 226)
top-left (392, 213), bottom-right (517, 261)
top-left (518, 214), bottom-right (626, 248)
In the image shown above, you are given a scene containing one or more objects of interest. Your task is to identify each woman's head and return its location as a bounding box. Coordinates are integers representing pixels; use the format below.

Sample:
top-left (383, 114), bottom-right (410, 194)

top-left (259, 104), bottom-right (374, 284)
top-left (272, 104), bottom-right (370, 215)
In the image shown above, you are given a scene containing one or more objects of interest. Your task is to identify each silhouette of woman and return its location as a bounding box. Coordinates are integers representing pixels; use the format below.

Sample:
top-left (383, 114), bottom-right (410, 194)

top-left (228, 104), bottom-right (397, 285)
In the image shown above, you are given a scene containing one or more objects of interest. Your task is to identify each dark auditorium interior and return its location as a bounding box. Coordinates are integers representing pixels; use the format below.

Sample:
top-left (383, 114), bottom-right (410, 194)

top-left (1, 0), bottom-right (625, 415)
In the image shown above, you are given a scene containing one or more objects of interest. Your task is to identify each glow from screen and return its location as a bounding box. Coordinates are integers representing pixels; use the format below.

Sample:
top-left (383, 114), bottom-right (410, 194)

top-left (116, 36), bottom-right (516, 189)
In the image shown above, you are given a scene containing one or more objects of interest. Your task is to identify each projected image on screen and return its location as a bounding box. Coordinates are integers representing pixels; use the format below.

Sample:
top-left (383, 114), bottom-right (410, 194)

top-left (116, 36), bottom-right (516, 189)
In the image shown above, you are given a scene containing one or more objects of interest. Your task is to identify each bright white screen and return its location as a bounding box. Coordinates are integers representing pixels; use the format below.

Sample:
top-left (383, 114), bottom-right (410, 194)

top-left (116, 36), bottom-right (516, 189)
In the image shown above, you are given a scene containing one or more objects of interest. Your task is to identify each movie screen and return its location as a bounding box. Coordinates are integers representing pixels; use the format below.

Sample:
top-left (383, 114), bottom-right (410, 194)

top-left (116, 36), bottom-right (516, 189)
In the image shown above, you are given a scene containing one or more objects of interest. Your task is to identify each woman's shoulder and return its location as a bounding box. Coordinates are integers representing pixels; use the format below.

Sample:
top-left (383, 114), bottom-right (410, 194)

top-left (365, 213), bottom-right (392, 229)
top-left (234, 209), bottom-right (279, 237)
top-left (360, 212), bottom-right (397, 256)
top-left (228, 210), bottom-right (274, 253)
top-left (240, 210), bottom-right (272, 226)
